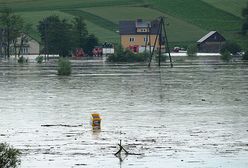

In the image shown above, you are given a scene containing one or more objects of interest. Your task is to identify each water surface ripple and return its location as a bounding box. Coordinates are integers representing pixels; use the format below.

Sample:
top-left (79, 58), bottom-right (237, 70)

top-left (0, 60), bottom-right (247, 168)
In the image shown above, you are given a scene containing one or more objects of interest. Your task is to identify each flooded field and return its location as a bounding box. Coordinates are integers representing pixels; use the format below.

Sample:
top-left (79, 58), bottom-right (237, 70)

top-left (0, 58), bottom-right (248, 168)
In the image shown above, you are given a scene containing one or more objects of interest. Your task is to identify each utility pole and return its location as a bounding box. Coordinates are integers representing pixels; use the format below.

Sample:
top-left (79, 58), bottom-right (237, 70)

top-left (148, 17), bottom-right (173, 68)
top-left (0, 28), bottom-right (3, 58)
top-left (44, 20), bottom-right (48, 61)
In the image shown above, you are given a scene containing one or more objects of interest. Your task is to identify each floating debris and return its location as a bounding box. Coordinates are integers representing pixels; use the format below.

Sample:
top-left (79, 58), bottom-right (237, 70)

top-left (41, 124), bottom-right (82, 127)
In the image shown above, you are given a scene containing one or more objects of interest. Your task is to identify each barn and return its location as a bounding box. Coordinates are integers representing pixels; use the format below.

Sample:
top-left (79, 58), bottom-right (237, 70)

top-left (197, 31), bottom-right (226, 53)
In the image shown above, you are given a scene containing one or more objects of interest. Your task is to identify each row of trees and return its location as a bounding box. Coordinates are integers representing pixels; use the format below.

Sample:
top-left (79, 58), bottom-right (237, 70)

top-left (37, 15), bottom-right (98, 57)
top-left (0, 8), bottom-right (31, 58)
top-left (0, 8), bottom-right (98, 59)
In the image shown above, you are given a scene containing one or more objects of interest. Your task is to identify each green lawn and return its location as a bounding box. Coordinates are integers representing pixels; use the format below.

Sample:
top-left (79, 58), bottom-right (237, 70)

top-left (202, 0), bottom-right (247, 18)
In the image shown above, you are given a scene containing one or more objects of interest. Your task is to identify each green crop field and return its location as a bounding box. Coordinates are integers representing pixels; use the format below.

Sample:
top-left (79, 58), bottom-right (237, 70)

top-left (1, 0), bottom-right (248, 49)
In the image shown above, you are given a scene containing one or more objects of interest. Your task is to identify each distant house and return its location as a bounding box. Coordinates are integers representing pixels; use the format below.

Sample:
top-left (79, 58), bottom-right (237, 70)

top-left (119, 19), bottom-right (163, 53)
top-left (197, 31), bottom-right (226, 53)
top-left (11, 33), bottom-right (40, 55)
top-left (0, 32), bottom-right (40, 57)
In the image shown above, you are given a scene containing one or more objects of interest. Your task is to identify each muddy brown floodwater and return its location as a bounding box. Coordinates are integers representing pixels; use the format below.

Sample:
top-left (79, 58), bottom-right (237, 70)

top-left (0, 57), bottom-right (248, 168)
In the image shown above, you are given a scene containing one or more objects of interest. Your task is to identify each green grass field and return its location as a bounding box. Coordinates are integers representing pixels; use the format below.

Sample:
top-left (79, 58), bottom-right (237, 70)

top-left (1, 0), bottom-right (248, 49)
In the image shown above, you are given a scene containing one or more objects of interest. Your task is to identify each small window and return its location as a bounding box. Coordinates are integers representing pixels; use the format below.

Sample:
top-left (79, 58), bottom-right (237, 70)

top-left (129, 37), bottom-right (135, 42)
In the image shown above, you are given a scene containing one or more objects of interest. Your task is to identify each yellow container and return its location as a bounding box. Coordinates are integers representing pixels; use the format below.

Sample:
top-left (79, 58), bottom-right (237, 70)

top-left (91, 113), bottom-right (101, 128)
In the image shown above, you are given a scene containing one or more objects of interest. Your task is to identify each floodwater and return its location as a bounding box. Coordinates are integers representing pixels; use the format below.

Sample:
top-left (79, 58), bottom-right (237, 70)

top-left (0, 57), bottom-right (247, 168)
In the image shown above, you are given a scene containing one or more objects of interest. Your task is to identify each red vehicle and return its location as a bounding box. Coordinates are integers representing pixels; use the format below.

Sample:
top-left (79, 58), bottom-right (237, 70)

top-left (128, 45), bottom-right (139, 53)
top-left (92, 47), bottom-right (103, 57)
top-left (74, 48), bottom-right (85, 57)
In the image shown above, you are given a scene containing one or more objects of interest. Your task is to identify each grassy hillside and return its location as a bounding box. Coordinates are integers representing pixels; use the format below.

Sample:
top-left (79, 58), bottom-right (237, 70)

top-left (0, 0), bottom-right (144, 12)
top-left (81, 7), bottom-right (206, 42)
top-left (1, 0), bottom-right (248, 50)
top-left (146, 0), bottom-right (248, 49)
top-left (147, 0), bottom-right (242, 31)
top-left (18, 10), bottom-right (118, 43)
top-left (202, 0), bottom-right (247, 18)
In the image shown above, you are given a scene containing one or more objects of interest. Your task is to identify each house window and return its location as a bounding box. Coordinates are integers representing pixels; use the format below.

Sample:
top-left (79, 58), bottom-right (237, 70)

top-left (129, 37), bottom-right (135, 42)
top-left (22, 48), bottom-right (28, 54)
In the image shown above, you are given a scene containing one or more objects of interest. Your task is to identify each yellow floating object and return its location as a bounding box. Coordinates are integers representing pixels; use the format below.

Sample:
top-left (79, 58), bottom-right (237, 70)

top-left (91, 113), bottom-right (101, 128)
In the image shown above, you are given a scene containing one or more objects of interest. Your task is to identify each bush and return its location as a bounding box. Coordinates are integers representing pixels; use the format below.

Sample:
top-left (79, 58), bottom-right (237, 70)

top-left (242, 51), bottom-right (248, 60)
top-left (35, 55), bottom-right (44, 64)
top-left (187, 44), bottom-right (197, 57)
top-left (107, 46), bottom-right (148, 63)
top-left (155, 53), bottom-right (167, 62)
top-left (0, 143), bottom-right (21, 168)
top-left (220, 41), bottom-right (241, 55)
top-left (17, 56), bottom-right (28, 64)
top-left (221, 50), bottom-right (232, 62)
top-left (58, 58), bottom-right (71, 75)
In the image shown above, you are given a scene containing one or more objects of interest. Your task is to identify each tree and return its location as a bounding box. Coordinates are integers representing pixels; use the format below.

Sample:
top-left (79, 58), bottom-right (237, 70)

top-left (220, 41), bottom-right (241, 55)
top-left (241, 2), bottom-right (248, 34)
top-left (18, 24), bottom-right (32, 58)
top-left (0, 143), bottom-right (21, 168)
top-left (187, 44), bottom-right (197, 57)
top-left (71, 17), bottom-right (99, 56)
top-left (84, 34), bottom-right (98, 55)
top-left (38, 15), bottom-right (99, 57)
top-left (220, 50), bottom-right (232, 62)
top-left (71, 16), bottom-right (88, 49)
top-left (0, 8), bottom-right (24, 58)
top-left (37, 15), bottom-right (74, 57)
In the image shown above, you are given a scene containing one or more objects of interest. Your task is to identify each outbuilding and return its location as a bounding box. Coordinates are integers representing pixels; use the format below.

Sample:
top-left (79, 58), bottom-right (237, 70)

top-left (197, 31), bottom-right (226, 53)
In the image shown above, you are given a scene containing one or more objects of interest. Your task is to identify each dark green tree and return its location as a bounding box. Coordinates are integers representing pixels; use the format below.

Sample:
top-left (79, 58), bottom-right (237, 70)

top-left (37, 15), bottom-right (73, 57)
top-left (84, 34), bottom-right (98, 55)
top-left (71, 17), bottom-right (99, 56)
top-left (71, 16), bottom-right (88, 49)
top-left (220, 41), bottom-right (241, 55)
top-left (0, 8), bottom-right (24, 58)
top-left (241, 2), bottom-right (248, 34)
